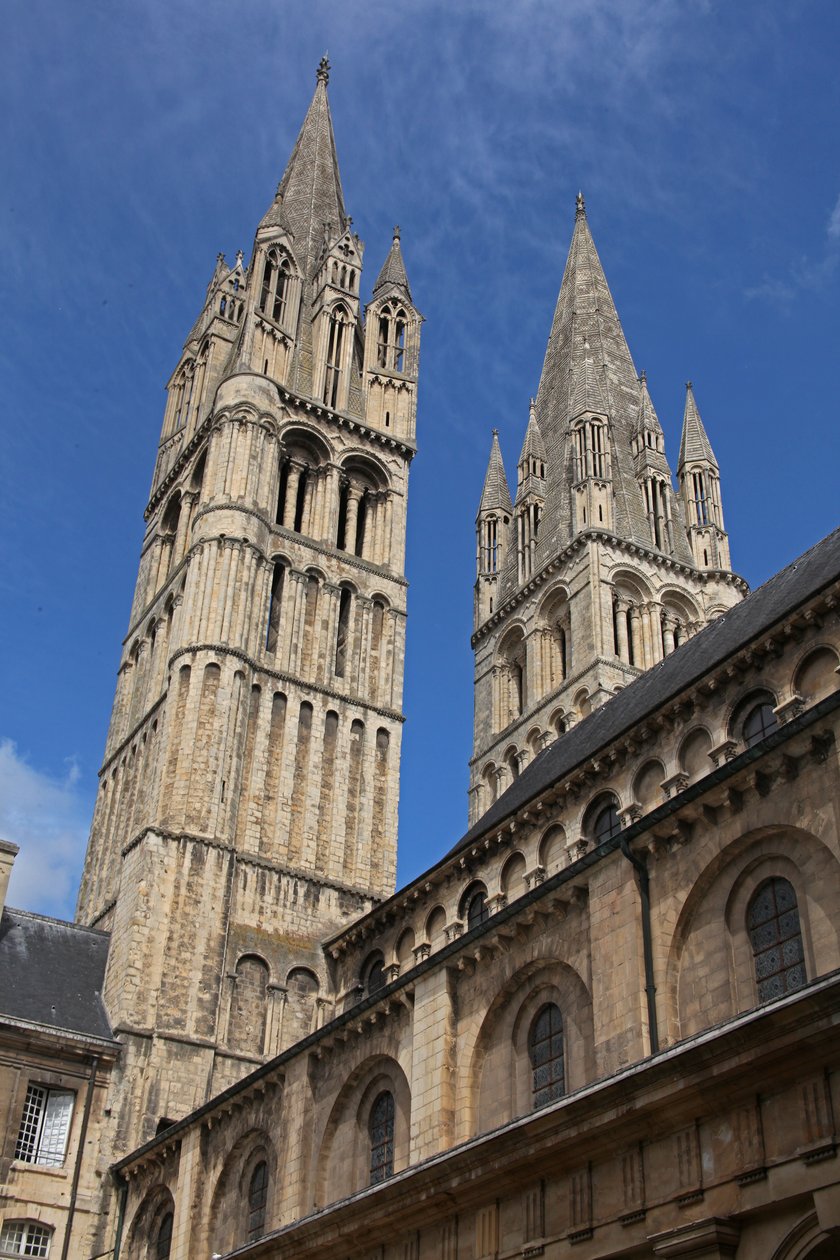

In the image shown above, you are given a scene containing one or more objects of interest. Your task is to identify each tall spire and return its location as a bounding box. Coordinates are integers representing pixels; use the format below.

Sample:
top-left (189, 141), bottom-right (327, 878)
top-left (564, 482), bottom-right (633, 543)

top-left (678, 381), bottom-right (719, 472)
top-left (260, 60), bottom-right (347, 278)
top-left (373, 225), bottom-right (412, 300)
top-left (478, 430), bottom-right (513, 515)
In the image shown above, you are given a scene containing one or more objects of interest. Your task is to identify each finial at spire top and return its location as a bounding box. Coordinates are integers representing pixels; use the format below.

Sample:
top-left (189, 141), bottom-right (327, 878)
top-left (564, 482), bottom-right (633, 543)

top-left (316, 55), bottom-right (330, 84)
top-left (686, 380), bottom-right (693, 391)
top-left (492, 428), bottom-right (499, 437)
top-left (393, 224), bottom-right (401, 241)
top-left (640, 369), bottom-right (647, 384)
top-left (576, 190), bottom-right (586, 218)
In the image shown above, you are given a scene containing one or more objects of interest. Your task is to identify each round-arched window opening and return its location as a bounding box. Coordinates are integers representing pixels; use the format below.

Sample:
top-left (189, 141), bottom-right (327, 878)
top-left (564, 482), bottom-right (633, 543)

top-left (155, 1211), bottom-right (174, 1260)
top-left (528, 1003), bottom-right (565, 1109)
top-left (747, 877), bottom-right (806, 1003)
top-left (742, 702), bottom-right (778, 748)
top-left (466, 889), bottom-right (489, 930)
top-left (368, 1090), bottom-right (395, 1184)
top-left (366, 957), bottom-right (385, 995)
top-left (247, 1161), bottom-right (268, 1241)
top-left (593, 802), bottom-right (621, 844)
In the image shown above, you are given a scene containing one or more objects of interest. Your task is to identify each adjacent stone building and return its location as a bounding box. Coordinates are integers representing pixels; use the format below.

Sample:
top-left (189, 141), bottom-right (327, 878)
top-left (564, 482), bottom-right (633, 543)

top-left (1, 62), bottom-right (839, 1260)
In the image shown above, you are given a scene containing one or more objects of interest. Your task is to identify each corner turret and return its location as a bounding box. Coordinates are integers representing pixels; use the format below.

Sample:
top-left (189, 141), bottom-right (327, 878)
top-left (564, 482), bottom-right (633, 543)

top-left (475, 430), bottom-right (512, 628)
top-left (363, 227), bottom-right (422, 442)
top-left (678, 381), bottom-right (731, 571)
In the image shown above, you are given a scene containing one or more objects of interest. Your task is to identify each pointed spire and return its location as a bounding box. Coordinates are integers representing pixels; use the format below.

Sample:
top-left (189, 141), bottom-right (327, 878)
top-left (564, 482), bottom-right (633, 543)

top-left (373, 225), bottom-right (412, 300)
top-left (478, 430), bottom-right (513, 515)
top-left (636, 370), bottom-right (663, 437)
top-left (678, 381), bottom-right (719, 471)
top-left (259, 60), bottom-right (347, 278)
top-left (570, 336), bottom-right (607, 418)
top-left (518, 399), bottom-right (547, 466)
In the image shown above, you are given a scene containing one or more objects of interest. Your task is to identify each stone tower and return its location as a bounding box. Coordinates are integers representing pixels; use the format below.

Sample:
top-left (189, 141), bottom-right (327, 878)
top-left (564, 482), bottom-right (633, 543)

top-left (469, 194), bottom-right (745, 823)
top-left (76, 60), bottom-right (421, 1154)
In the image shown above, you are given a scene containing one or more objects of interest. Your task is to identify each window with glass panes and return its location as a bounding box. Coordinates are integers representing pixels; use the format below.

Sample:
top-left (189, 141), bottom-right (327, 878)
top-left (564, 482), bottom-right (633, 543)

top-left (528, 1004), bottom-right (565, 1109)
top-left (15, 1084), bottom-right (74, 1167)
top-left (0, 1221), bottom-right (52, 1258)
top-left (368, 1091), bottom-right (395, 1184)
top-left (747, 877), bottom-right (806, 1003)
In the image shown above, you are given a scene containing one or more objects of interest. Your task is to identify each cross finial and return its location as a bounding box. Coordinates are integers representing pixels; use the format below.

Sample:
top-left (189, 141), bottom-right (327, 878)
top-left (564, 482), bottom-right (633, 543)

top-left (576, 190), bottom-right (586, 217)
top-left (393, 224), bottom-right (401, 241)
top-left (640, 368), bottom-right (647, 384)
top-left (492, 428), bottom-right (499, 437)
top-left (686, 380), bottom-right (693, 391)
top-left (317, 55), bottom-right (330, 84)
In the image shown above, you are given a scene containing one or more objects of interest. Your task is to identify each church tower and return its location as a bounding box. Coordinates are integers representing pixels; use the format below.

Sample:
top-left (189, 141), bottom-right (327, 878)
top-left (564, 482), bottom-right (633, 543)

top-left (469, 194), bottom-right (745, 823)
top-left (76, 61), bottom-right (421, 1153)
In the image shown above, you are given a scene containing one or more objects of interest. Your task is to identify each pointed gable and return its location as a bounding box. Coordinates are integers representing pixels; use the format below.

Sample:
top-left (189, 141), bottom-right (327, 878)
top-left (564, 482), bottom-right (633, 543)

top-left (373, 227), bottom-right (412, 301)
top-left (478, 430), bottom-right (513, 516)
top-left (679, 381), bottom-right (719, 471)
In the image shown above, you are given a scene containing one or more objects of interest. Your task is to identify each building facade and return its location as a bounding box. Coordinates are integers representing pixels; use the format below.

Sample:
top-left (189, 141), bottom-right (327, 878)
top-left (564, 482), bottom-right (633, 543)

top-left (1, 63), bottom-right (839, 1260)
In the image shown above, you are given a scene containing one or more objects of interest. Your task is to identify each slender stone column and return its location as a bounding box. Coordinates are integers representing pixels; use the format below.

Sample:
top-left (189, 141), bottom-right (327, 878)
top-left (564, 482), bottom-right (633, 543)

top-left (344, 486), bottom-right (361, 553)
top-left (629, 606), bottom-right (643, 667)
top-left (282, 462), bottom-right (303, 530)
top-left (662, 612), bottom-right (677, 656)
top-left (615, 597), bottom-right (630, 663)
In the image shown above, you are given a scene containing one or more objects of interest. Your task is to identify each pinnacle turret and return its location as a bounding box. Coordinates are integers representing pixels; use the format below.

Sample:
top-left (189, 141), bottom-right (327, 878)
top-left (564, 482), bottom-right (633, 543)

top-left (478, 430), bottom-right (513, 515)
top-left (678, 381), bottom-right (719, 472)
top-left (373, 226), bottom-right (412, 300)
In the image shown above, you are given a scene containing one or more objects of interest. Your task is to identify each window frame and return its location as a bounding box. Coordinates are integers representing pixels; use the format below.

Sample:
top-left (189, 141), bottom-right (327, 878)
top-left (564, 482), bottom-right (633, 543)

top-left (0, 1221), bottom-right (52, 1259)
top-left (368, 1090), bottom-right (395, 1185)
top-left (528, 1002), bottom-right (566, 1110)
top-left (14, 1083), bottom-right (75, 1168)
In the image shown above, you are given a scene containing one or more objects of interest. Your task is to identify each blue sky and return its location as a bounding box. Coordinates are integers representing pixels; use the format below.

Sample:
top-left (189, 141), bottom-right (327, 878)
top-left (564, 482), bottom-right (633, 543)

top-left (1, 0), bottom-right (838, 918)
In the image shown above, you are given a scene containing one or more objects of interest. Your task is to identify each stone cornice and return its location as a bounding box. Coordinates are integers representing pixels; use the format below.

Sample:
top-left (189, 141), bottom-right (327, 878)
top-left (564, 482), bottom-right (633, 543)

top-left (472, 530), bottom-right (749, 646)
top-left (169, 642), bottom-right (406, 723)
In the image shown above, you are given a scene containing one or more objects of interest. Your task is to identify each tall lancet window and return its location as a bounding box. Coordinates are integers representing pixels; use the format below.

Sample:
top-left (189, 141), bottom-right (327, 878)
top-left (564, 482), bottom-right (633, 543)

top-left (324, 306), bottom-right (348, 408)
top-left (691, 470), bottom-right (709, 525)
top-left (259, 250), bottom-right (291, 326)
top-left (376, 304), bottom-right (407, 372)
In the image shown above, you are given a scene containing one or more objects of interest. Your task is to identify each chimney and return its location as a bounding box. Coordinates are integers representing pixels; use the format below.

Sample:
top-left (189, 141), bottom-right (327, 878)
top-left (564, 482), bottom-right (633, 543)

top-left (0, 840), bottom-right (19, 915)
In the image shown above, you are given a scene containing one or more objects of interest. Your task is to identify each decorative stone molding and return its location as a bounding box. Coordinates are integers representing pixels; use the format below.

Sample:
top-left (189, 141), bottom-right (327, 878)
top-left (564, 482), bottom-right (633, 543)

top-left (661, 771), bottom-right (689, 799)
top-left (708, 739), bottom-right (738, 768)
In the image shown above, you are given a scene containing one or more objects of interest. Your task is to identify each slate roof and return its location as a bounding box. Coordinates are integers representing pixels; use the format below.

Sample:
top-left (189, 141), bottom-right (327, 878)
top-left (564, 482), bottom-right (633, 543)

top-left (455, 524), bottom-right (840, 854)
top-left (0, 908), bottom-right (115, 1044)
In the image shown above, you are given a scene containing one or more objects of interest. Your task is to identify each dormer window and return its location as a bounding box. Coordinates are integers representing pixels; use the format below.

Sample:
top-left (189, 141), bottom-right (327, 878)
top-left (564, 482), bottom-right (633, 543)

top-left (259, 251), bottom-right (291, 326)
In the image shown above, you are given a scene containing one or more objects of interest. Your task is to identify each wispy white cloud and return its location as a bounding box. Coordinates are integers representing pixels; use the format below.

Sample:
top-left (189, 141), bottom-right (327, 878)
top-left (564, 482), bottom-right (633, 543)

top-left (746, 185), bottom-right (840, 306)
top-left (0, 740), bottom-right (90, 921)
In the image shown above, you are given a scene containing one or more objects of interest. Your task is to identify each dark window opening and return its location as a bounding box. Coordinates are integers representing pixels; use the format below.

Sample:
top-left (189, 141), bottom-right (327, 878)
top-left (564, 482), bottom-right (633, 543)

top-left (335, 588), bottom-right (351, 678)
top-left (248, 1161), bottom-right (268, 1241)
top-left (293, 467), bottom-right (308, 533)
top-left (155, 1212), bottom-right (174, 1260)
top-left (336, 482), bottom-right (349, 549)
top-left (466, 890), bottom-right (488, 930)
top-left (748, 877), bottom-right (806, 1003)
top-left (276, 462), bottom-right (289, 525)
top-left (266, 564), bottom-right (285, 653)
top-left (592, 801), bottom-right (621, 844)
top-left (743, 702), bottom-right (778, 748)
top-left (355, 492), bottom-right (367, 557)
top-left (529, 1003), bottom-right (565, 1108)
top-left (369, 1091), bottom-right (395, 1184)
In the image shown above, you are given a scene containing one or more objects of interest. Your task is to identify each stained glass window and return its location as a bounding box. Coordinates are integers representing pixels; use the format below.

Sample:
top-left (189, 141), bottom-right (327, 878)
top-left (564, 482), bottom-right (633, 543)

top-left (369, 1091), bottom-right (395, 1184)
top-left (528, 1004), bottom-right (565, 1109)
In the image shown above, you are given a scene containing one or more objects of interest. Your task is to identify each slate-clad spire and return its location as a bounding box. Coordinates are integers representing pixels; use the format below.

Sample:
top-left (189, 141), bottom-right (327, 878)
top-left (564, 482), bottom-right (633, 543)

top-left (570, 337), bottom-right (607, 418)
top-left (259, 57), bottom-right (346, 278)
top-left (478, 429), bottom-right (512, 514)
top-left (633, 371), bottom-right (671, 476)
top-left (373, 226), bottom-right (412, 300)
top-left (518, 399), bottom-right (547, 467)
top-left (678, 381), bottom-right (719, 472)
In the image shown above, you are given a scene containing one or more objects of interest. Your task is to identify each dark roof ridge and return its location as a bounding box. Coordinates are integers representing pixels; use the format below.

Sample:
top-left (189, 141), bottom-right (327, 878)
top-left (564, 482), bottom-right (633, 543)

top-left (4, 906), bottom-right (110, 939)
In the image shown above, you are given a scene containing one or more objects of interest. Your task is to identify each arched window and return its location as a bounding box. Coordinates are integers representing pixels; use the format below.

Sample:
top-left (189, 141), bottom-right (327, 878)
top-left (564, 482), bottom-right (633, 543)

top-left (259, 251), bottom-right (291, 325)
top-left (368, 1091), bottom-right (395, 1184)
top-left (334, 587), bottom-right (352, 678)
top-left (323, 307), bottom-right (347, 408)
top-left (363, 953), bottom-right (385, 995)
top-left (265, 562), bottom-right (285, 653)
top-left (0, 1222), bottom-right (52, 1258)
top-left (747, 878), bottom-right (806, 1003)
top-left (465, 888), bottom-right (489, 930)
top-left (155, 1211), bottom-right (174, 1260)
top-left (376, 305), bottom-right (408, 372)
top-left (586, 797), bottom-right (621, 844)
top-left (742, 702), bottom-right (778, 748)
top-left (528, 1003), bottom-right (565, 1108)
top-left (247, 1161), bottom-right (268, 1241)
